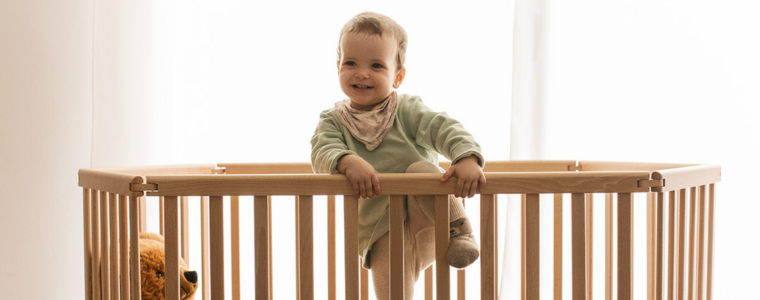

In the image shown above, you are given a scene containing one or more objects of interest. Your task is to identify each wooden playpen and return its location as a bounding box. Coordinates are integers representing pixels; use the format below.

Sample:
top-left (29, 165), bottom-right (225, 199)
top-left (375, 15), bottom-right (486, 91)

top-left (79, 160), bottom-right (720, 300)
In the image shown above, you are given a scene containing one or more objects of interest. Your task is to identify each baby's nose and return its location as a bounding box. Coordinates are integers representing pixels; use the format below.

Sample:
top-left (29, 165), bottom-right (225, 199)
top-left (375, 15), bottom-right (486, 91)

top-left (354, 71), bottom-right (369, 79)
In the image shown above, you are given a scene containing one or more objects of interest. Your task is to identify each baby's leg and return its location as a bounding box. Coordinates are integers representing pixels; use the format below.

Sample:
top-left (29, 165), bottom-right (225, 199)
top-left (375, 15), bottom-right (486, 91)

top-left (369, 161), bottom-right (480, 299)
top-left (406, 161), bottom-right (480, 269)
top-left (369, 223), bottom-right (420, 299)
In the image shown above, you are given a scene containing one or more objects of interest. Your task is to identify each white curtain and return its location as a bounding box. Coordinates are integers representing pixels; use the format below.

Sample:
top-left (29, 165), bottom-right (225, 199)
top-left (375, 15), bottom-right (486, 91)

top-left (502, 0), bottom-right (546, 298)
top-left (511, 0), bottom-right (760, 299)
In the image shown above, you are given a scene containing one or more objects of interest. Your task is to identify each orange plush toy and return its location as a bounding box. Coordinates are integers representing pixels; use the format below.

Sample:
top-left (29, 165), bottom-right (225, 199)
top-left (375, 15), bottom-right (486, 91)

top-left (139, 232), bottom-right (198, 300)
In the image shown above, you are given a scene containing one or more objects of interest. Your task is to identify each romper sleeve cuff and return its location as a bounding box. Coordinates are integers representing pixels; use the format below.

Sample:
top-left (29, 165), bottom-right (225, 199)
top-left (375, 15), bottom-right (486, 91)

top-left (327, 150), bottom-right (358, 174)
top-left (451, 150), bottom-right (485, 168)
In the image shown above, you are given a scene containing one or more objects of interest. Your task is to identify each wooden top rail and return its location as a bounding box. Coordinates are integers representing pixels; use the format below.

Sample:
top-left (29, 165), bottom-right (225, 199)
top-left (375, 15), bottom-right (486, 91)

top-left (578, 161), bottom-right (696, 172)
top-left (78, 169), bottom-right (144, 197)
top-left (79, 161), bottom-right (721, 196)
top-left (137, 171), bottom-right (653, 196)
top-left (219, 162), bottom-right (313, 174)
top-left (94, 164), bottom-right (218, 175)
top-left (651, 164), bottom-right (722, 192)
top-left (220, 160), bottom-right (577, 174)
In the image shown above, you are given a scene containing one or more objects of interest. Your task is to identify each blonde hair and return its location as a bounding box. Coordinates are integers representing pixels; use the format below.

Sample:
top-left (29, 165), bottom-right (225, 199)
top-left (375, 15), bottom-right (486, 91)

top-left (337, 12), bottom-right (408, 70)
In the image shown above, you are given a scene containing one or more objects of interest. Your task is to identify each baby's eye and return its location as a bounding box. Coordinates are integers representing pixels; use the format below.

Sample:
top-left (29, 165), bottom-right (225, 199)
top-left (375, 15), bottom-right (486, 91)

top-left (344, 61), bottom-right (356, 66)
top-left (372, 63), bottom-right (384, 69)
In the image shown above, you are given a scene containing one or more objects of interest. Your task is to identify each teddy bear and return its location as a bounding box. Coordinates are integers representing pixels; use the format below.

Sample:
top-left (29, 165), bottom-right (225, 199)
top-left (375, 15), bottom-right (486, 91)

top-left (139, 232), bottom-right (198, 300)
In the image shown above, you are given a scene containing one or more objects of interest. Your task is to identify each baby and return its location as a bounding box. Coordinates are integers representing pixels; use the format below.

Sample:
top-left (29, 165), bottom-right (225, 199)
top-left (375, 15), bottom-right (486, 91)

top-left (310, 12), bottom-right (486, 299)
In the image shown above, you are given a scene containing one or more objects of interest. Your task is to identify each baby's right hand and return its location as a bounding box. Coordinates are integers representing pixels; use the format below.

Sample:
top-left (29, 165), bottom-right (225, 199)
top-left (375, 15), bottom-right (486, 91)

top-left (337, 155), bottom-right (381, 199)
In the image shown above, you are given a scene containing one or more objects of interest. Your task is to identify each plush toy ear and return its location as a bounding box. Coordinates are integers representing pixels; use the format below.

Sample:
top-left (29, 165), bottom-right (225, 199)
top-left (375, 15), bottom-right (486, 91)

top-left (140, 232), bottom-right (165, 243)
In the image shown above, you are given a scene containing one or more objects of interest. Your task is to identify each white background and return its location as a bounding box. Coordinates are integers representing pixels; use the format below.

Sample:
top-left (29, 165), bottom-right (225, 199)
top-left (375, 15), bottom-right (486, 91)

top-left (2, 0), bottom-right (758, 299)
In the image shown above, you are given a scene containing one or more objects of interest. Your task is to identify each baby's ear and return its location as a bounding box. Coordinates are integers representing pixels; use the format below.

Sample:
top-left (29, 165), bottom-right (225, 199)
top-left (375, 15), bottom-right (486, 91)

top-left (394, 67), bottom-right (406, 88)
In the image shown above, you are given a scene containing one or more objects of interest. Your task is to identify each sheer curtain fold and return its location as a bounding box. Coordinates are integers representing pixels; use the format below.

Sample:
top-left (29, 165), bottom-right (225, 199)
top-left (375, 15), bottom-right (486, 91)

top-left (510, 1), bottom-right (760, 299)
top-left (503, 0), bottom-right (546, 299)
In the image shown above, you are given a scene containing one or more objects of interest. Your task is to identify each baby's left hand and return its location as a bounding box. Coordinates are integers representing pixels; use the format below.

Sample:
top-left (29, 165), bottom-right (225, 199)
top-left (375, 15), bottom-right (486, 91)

top-left (441, 155), bottom-right (487, 198)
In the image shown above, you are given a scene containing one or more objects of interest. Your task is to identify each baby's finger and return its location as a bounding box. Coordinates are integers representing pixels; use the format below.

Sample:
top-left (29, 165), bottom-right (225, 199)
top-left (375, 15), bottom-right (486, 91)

top-left (478, 174), bottom-right (487, 192)
top-left (441, 167), bottom-right (456, 182)
top-left (359, 181), bottom-right (368, 199)
top-left (455, 177), bottom-right (465, 198)
top-left (364, 178), bottom-right (374, 199)
top-left (461, 180), bottom-right (473, 198)
top-left (468, 180), bottom-right (478, 198)
top-left (352, 181), bottom-right (361, 199)
top-left (372, 175), bottom-right (382, 197)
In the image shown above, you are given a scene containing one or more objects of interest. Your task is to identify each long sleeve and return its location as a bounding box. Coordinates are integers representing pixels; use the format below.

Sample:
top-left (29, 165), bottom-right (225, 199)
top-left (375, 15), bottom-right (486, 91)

top-left (310, 109), bottom-right (357, 174)
top-left (400, 96), bottom-right (485, 166)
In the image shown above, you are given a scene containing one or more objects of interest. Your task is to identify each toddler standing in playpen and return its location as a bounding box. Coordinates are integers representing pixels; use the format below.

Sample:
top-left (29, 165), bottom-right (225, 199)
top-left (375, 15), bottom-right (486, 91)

top-left (310, 12), bottom-right (486, 299)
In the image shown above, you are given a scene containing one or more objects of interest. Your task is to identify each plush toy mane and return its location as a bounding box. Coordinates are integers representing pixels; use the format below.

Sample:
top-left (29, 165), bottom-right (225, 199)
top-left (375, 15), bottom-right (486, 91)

top-left (138, 232), bottom-right (198, 300)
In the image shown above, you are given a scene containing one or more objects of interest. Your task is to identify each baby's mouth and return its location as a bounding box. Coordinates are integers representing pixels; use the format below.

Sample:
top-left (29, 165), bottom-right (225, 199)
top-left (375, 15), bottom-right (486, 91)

top-left (352, 84), bottom-right (373, 90)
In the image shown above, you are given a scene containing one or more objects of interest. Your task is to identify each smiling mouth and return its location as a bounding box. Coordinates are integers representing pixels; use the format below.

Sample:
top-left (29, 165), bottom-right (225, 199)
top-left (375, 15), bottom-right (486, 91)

top-left (352, 84), bottom-right (373, 90)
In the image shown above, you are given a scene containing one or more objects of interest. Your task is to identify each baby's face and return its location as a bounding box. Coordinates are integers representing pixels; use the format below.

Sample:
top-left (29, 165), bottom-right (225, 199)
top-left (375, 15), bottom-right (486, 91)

top-left (338, 32), bottom-right (404, 111)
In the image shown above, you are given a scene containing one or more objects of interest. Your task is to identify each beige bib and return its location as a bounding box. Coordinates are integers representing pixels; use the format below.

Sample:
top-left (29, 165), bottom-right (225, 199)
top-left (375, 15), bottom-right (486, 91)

top-left (334, 92), bottom-right (398, 151)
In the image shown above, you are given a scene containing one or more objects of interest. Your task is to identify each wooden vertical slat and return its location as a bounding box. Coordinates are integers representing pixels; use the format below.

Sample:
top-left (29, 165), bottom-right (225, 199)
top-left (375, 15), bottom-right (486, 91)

top-left (521, 194), bottom-right (526, 300)
top-left (209, 196), bottom-right (225, 300)
top-left (109, 193), bottom-right (119, 300)
top-left (255, 195), bottom-right (270, 300)
top-left (425, 266), bottom-right (434, 300)
top-left (458, 268), bottom-right (466, 300)
top-left (390, 195), bottom-right (406, 299)
top-left (139, 196), bottom-right (147, 233)
top-left (705, 184), bottom-right (715, 300)
top-left (181, 196), bottom-right (189, 263)
top-left (119, 194), bottom-right (130, 300)
top-left (165, 196), bottom-right (181, 300)
top-left (572, 193), bottom-right (586, 300)
top-left (647, 193), bottom-right (654, 300)
top-left (585, 193), bottom-right (593, 300)
top-left (481, 194), bottom-right (497, 300)
top-left (100, 191), bottom-right (110, 300)
top-left (361, 267), bottom-right (369, 300)
top-left (299, 195), bottom-right (315, 300)
top-left (494, 194), bottom-right (499, 296)
top-left (618, 193), bottom-right (633, 300)
top-left (296, 197), bottom-right (301, 300)
top-left (687, 187), bottom-right (696, 300)
top-left (668, 191), bottom-right (676, 300)
top-left (457, 197), bottom-right (466, 300)
top-left (327, 195), bottom-right (337, 300)
top-left (435, 194), bottom-right (450, 300)
top-left (201, 196), bottom-right (210, 300)
top-left (656, 192), bottom-right (664, 300)
top-left (696, 186), bottom-right (706, 300)
top-left (231, 196), bottom-right (241, 300)
top-left (160, 196), bottom-right (165, 236)
top-left (268, 196), bottom-right (274, 298)
top-left (605, 193), bottom-right (613, 300)
top-left (525, 194), bottom-right (540, 300)
top-left (84, 189), bottom-right (93, 300)
top-left (129, 196), bottom-right (141, 300)
top-left (91, 190), bottom-right (101, 300)
top-left (676, 190), bottom-right (686, 300)
top-left (344, 195), bottom-right (360, 300)
top-left (554, 193), bottom-right (563, 300)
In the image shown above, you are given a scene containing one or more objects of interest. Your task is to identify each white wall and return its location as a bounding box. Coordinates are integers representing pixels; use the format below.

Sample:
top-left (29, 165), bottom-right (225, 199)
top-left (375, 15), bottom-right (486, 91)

top-left (0, 1), bottom-right (93, 299)
top-left (540, 1), bottom-right (760, 298)
top-left (91, 1), bottom-right (170, 168)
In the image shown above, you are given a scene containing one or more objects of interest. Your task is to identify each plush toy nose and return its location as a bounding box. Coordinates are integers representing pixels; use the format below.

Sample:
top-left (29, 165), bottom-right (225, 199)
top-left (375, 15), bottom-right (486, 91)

top-left (184, 271), bottom-right (198, 284)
